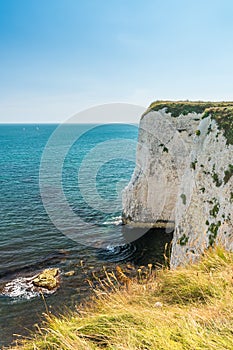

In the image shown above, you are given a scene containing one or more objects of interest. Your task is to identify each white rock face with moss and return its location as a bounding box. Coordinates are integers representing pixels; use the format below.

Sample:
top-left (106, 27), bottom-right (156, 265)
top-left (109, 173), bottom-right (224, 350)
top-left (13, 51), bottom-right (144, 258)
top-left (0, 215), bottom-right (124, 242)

top-left (122, 106), bottom-right (233, 267)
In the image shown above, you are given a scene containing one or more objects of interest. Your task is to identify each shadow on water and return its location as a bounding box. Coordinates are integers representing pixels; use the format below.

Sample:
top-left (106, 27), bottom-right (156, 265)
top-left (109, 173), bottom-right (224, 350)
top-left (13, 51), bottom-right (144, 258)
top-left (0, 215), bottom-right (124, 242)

top-left (126, 227), bottom-right (173, 266)
top-left (97, 226), bottom-right (173, 267)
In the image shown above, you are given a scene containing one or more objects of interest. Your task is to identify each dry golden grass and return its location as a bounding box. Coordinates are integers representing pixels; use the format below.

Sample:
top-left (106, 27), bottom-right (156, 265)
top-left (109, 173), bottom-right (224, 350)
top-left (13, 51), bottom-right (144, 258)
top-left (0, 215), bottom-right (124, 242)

top-left (7, 246), bottom-right (233, 350)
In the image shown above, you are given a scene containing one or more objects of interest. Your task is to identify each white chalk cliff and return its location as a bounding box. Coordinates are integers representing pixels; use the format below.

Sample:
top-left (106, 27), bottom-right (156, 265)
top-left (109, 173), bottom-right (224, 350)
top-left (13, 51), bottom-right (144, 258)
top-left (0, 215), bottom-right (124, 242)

top-left (122, 102), bottom-right (233, 267)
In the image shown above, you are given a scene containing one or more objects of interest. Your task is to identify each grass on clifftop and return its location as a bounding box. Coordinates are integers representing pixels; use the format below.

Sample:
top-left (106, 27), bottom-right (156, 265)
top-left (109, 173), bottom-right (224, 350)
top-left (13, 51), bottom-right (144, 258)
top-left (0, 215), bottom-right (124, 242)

top-left (145, 100), bottom-right (233, 144)
top-left (148, 100), bottom-right (233, 118)
top-left (8, 246), bottom-right (233, 350)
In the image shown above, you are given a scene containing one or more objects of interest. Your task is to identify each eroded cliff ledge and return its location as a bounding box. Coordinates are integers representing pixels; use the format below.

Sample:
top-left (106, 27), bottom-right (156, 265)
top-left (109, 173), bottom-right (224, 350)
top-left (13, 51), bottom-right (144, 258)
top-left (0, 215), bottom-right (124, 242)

top-left (122, 101), bottom-right (233, 267)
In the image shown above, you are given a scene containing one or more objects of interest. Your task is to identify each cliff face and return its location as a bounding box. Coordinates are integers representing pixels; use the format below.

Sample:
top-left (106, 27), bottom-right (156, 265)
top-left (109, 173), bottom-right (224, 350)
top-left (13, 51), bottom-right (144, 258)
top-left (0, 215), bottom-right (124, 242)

top-left (122, 102), bottom-right (233, 267)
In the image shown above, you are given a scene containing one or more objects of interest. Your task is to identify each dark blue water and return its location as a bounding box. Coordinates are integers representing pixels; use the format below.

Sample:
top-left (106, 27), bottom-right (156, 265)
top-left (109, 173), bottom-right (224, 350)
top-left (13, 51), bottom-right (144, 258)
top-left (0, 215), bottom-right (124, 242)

top-left (0, 123), bottom-right (140, 346)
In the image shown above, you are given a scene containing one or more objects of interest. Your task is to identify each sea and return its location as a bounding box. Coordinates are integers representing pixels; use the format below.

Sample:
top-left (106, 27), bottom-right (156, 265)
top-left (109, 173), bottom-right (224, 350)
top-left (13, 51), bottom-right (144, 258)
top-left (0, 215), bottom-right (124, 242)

top-left (0, 124), bottom-right (172, 347)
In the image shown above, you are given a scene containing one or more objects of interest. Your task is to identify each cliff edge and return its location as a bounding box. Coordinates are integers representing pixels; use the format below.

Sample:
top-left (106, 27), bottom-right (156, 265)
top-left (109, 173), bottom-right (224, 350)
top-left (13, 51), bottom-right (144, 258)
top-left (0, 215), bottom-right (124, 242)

top-left (122, 101), bottom-right (233, 267)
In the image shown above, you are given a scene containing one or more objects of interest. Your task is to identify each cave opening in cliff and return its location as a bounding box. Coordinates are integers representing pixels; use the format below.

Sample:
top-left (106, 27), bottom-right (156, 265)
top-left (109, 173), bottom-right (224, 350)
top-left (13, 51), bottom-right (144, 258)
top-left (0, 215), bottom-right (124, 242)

top-left (122, 226), bottom-right (174, 267)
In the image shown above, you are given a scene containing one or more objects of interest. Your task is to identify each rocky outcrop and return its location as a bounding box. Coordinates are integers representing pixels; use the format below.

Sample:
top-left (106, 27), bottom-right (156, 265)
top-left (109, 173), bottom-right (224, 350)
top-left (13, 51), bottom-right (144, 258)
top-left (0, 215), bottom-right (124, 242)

top-left (32, 268), bottom-right (60, 290)
top-left (1, 268), bottom-right (60, 299)
top-left (122, 102), bottom-right (233, 267)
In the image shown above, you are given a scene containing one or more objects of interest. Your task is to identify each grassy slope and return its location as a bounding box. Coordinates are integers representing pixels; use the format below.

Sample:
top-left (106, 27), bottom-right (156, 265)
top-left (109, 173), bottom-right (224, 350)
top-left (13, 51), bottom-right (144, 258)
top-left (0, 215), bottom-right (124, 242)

top-left (9, 247), bottom-right (233, 350)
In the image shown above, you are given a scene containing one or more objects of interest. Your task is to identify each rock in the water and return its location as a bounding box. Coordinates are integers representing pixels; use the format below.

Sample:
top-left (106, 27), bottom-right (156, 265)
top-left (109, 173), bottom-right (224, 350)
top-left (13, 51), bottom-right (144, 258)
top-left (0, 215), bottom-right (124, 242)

top-left (64, 270), bottom-right (75, 277)
top-left (33, 268), bottom-right (59, 290)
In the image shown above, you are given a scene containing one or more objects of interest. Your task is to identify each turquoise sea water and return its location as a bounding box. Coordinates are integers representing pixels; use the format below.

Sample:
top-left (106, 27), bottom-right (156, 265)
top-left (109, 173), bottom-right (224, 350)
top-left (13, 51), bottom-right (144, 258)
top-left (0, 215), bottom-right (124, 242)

top-left (0, 123), bottom-right (135, 344)
top-left (0, 124), bottom-right (172, 347)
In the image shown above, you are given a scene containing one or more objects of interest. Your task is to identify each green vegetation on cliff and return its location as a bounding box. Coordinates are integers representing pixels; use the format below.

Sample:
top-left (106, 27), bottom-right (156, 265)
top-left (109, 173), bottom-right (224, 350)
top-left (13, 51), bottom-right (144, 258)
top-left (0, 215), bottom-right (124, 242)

top-left (9, 247), bottom-right (233, 350)
top-left (146, 101), bottom-right (233, 144)
top-left (148, 100), bottom-right (233, 118)
top-left (203, 106), bottom-right (233, 145)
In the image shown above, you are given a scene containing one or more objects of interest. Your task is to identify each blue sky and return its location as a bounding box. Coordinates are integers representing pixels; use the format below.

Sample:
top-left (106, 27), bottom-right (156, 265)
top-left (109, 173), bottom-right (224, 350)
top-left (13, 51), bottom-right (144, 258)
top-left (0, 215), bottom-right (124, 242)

top-left (1, 0), bottom-right (233, 123)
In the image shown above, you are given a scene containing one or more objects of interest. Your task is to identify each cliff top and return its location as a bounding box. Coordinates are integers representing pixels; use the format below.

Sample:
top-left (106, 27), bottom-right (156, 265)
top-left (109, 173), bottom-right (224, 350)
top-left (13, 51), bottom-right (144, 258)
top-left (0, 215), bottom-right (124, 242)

top-left (146, 100), bottom-right (233, 144)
